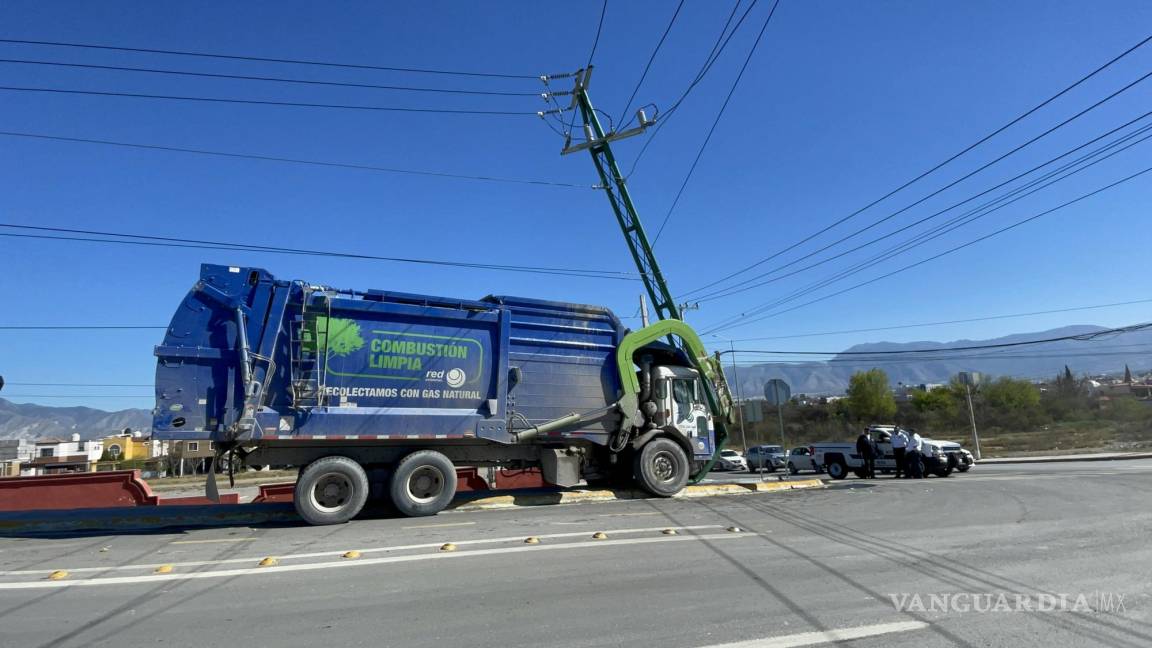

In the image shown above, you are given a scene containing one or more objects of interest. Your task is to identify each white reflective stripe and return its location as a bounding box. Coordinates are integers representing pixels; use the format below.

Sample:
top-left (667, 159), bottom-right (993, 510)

top-left (695, 621), bottom-right (929, 648)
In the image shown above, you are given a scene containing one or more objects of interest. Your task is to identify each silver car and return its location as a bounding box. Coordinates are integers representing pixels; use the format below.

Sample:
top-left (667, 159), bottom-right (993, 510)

top-left (746, 445), bottom-right (787, 472)
top-left (715, 449), bottom-right (748, 471)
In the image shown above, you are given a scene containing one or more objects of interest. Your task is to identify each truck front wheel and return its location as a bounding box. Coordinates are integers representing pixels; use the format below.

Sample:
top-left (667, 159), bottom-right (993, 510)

top-left (294, 456), bottom-right (370, 525)
top-left (634, 438), bottom-right (690, 497)
top-left (390, 450), bottom-right (457, 517)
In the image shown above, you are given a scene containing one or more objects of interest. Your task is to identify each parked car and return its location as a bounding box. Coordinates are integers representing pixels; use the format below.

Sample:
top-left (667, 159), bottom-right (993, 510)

top-left (714, 449), bottom-right (748, 472)
top-left (746, 445), bottom-right (787, 472)
top-left (786, 447), bottom-right (821, 474)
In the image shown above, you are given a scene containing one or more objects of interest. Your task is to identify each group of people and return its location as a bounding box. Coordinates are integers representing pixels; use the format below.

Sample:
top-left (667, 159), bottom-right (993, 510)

top-left (854, 426), bottom-right (928, 479)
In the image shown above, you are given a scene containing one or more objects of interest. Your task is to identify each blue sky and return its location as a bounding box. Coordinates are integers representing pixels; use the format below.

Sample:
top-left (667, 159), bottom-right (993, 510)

top-left (1, 0), bottom-right (1150, 410)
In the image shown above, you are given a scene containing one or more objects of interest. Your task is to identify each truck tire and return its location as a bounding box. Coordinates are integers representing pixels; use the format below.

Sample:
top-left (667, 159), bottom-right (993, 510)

top-left (389, 450), bottom-right (457, 517)
top-left (294, 456), bottom-right (370, 526)
top-left (634, 437), bottom-right (690, 497)
top-left (826, 459), bottom-right (848, 480)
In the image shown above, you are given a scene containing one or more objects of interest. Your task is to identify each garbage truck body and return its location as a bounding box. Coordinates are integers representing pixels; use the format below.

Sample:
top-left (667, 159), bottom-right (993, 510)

top-left (153, 264), bottom-right (731, 524)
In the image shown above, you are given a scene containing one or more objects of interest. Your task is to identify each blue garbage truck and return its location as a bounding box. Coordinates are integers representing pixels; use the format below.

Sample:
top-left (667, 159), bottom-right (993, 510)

top-left (153, 264), bottom-right (733, 524)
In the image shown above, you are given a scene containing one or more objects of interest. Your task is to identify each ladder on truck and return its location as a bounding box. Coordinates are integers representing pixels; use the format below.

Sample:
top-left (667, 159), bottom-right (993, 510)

top-left (290, 286), bottom-right (331, 408)
top-left (546, 66), bottom-right (736, 475)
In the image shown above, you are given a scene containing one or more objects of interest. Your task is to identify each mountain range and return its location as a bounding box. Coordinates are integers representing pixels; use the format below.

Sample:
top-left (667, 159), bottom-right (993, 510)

top-left (2, 324), bottom-right (1148, 439)
top-left (0, 399), bottom-right (150, 441)
top-left (730, 324), bottom-right (1152, 398)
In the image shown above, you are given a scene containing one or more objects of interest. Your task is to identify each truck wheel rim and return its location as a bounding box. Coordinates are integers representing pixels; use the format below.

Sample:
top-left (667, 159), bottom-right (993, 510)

top-left (407, 466), bottom-right (445, 503)
top-left (652, 451), bottom-right (677, 482)
top-left (310, 472), bottom-right (353, 512)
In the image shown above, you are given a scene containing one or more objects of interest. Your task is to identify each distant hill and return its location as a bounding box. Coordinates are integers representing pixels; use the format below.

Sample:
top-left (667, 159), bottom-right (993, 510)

top-left (0, 399), bottom-right (150, 441)
top-left (730, 325), bottom-right (1152, 398)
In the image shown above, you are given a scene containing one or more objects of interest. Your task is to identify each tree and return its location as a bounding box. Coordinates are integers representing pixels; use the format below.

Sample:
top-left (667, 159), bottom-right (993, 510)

top-left (1124, 364), bottom-right (1133, 383)
top-left (845, 369), bottom-right (897, 422)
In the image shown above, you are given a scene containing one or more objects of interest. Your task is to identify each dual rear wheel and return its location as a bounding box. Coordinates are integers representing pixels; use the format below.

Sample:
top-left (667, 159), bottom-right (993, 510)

top-left (293, 450), bottom-right (457, 526)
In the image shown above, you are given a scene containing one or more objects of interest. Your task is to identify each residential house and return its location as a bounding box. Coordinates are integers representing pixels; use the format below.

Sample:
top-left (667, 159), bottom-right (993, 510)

top-left (23, 434), bottom-right (104, 476)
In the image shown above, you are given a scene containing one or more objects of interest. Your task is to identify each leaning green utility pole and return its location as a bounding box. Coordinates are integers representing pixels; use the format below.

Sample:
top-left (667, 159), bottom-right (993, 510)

top-left (554, 67), bottom-right (679, 321)
top-left (540, 66), bottom-right (735, 478)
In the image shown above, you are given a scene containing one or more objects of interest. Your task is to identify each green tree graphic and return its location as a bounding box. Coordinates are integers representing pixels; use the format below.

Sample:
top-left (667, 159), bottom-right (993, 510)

top-left (303, 316), bottom-right (364, 358)
top-left (326, 318), bottom-right (365, 357)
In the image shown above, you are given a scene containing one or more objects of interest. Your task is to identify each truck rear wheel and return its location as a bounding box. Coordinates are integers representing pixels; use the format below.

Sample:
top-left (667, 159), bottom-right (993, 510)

top-left (294, 456), bottom-right (370, 526)
top-left (390, 450), bottom-right (457, 517)
top-left (634, 437), bottom-right (689, 497)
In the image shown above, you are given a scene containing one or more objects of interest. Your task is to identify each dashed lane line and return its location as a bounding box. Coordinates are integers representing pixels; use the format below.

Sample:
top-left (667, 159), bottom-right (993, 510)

top-left (0, 525), bottom-right (722, 577)
top-left (0, 532), bottom-right (755, 589)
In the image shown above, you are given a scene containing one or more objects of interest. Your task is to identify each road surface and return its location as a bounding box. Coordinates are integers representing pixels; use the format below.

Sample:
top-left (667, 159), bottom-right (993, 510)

top-left (1, 459), bottom-right (1149, 647)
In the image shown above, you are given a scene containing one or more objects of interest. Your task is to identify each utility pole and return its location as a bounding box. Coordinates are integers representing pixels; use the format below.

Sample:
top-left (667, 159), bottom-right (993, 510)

top-left (773, 381), bottom-right (786, 450)
top-left (639, 294), bottom-right (649, 327)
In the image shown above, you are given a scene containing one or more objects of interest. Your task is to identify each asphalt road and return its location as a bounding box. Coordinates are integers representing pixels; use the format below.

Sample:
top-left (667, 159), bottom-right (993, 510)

top-left (1, 459), bottom-right (1150, 648)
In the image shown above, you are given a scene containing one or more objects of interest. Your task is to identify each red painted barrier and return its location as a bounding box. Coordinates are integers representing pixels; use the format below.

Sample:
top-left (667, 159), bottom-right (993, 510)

top-left (0, 470), bottom-right (158, 511)
top-left (158, 494), bottom-right (241, 506)
top-left (251, 483), bottom-right (295, 504)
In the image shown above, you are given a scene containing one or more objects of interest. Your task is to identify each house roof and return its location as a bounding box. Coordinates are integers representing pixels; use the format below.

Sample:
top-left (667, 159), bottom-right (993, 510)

top-left (34, 438), bottom-right (67, 445)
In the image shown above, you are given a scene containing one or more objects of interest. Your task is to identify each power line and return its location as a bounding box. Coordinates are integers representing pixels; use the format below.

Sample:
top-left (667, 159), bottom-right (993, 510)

top-left (3, 378), bottom-right (153, 382)
top-left (651, 0), bottom-right (782, 244)
top-left (0, 130), bottom-right (592, 188)
top-left (723, 298), bottom-right (1152, 341)
top-left (0, 86), bottom-right (539, 115)
top-left (626, 0), bottom-right (751, 178)
top-left (0, 224), bottom-right (638, 280)
top-left (0, 38), bottom-right (541, 79)
top-left (0, 58), bottom-right (542, 96)
top-left (705, 125), bottom-right (1152, 326)
top-left (0, 325), bottom-right (164, 330)
top-left (692, 111), bottom-right (1152, 303)
top-left (721, 322), bottom-right (1152, 356)
top-left (702, 164), bottom-right (1152, 334)
top-left (617, 0), bottom-right (684, 125)
top-left (682, 33), bottom-right (1152, 298)
top-left (586, 0), bottom-right (609, 69)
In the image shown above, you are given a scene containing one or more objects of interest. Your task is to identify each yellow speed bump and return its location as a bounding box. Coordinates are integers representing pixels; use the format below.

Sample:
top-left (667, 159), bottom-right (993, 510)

top-left (440, 543), bottom-right (458, 552)
top-left (661, 529), bottom-right (678, 535)
top-left (154, 564), bottom-right (174, 575)
top-left (725, 526), bottom-right (743, 533)
top-left (524, 536), bottom-right (541, 544)
top-left (591, 532), bottom-right (608, 540)
top-left (48, 570), bottom-right (69, 581)
top-left (258, 557), bottom-right (279, 567)
top-left (342, 550), bottom-right (362, 560)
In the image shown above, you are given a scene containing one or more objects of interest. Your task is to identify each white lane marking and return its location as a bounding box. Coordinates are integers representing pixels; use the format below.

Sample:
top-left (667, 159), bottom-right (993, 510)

top-left (400, 521), bottom-right (477, 530)
top-left (0, 525), bottom-right (722, 577)
top-left (599, 511), bottom-right (662, 517)
top-left (171, 538), bottom-right (257, 545)
top-left (697, 621), bottom-right (928, 648)
top-left (0, 533), bottom-right (753, 589)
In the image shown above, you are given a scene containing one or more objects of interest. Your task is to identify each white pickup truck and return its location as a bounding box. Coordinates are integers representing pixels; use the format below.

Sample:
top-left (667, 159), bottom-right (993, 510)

top-left (811, 436), bottom-right (952, 480)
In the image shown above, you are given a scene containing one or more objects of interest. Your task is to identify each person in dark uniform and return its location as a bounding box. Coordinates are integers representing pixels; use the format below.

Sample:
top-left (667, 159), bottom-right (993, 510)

top-left (891, 427), bottom-right (908, 478)
top-left (856, 429), bottom-right (876, 478)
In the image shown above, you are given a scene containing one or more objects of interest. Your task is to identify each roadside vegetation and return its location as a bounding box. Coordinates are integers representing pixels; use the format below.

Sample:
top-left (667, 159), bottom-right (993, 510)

top-left (738, 367), bottom-right (1152, 456)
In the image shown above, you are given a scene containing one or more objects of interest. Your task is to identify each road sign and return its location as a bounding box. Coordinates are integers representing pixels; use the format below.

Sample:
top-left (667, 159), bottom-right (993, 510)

top-left (764, 379), bottom-right (791, 405)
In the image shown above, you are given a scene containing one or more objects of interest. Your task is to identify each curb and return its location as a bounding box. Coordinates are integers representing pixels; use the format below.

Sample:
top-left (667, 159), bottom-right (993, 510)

top-left (450, 479), bottom-right (825, 511)
top-left (978, 452), bottom-right (1152, 465)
